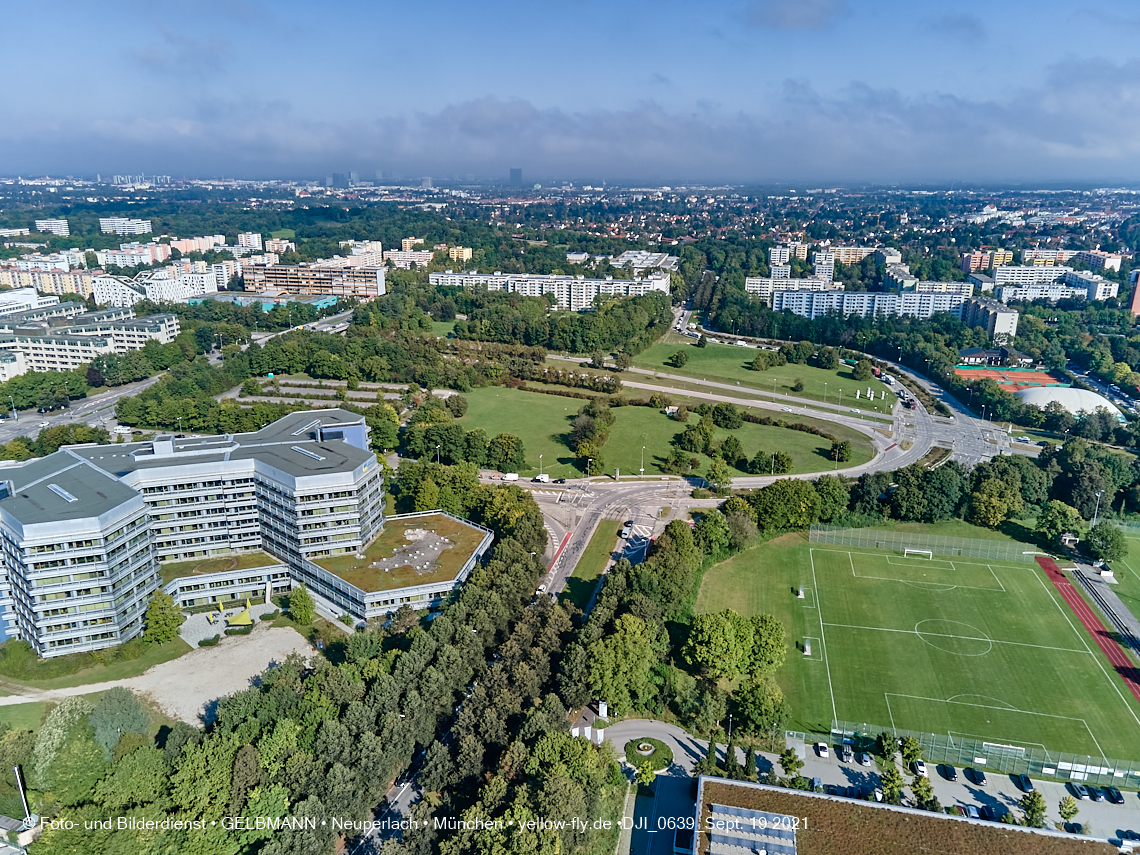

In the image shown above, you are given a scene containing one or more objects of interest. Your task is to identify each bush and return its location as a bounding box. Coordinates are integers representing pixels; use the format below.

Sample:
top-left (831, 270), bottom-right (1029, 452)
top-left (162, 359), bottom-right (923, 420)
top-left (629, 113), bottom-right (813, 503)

top-left (623, 738), bottom-right (674, 773)
top-left (224, 625), bottom-right (254, 636)
top-left (260, 610), bottom-right (280, 621)
top-left (198, 635), bottom-right (221, 647)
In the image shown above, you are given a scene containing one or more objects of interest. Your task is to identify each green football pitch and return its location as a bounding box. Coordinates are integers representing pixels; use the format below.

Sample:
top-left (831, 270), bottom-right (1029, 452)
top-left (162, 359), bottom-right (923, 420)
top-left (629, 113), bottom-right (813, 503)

top-left (695, 534), bottom-right (1140, 759)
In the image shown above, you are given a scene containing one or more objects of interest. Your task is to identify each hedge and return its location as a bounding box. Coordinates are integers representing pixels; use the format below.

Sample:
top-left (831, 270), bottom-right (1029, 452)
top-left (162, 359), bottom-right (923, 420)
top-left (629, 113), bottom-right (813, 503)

top-left (198, 635), bottom-right (221, 647)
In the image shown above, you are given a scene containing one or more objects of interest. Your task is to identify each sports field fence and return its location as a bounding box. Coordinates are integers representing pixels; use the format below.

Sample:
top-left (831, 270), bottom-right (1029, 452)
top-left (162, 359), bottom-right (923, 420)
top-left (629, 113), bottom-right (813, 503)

top-left (817, 721), bottom-right (1140, 789)
top-left (1112, 520), bottom-right (1140, 535)
top-left (808, 525), bottom-right (1040, 563)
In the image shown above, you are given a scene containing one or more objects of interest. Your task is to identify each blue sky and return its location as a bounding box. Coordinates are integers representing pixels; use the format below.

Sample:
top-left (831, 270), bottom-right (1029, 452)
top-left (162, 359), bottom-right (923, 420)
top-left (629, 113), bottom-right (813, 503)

top-left (4, 0), bottom-right (1140, 183)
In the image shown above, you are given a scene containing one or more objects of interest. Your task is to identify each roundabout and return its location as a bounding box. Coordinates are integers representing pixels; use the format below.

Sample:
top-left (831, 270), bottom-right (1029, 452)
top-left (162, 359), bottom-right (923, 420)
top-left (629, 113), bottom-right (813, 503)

top-left (623, 737), bottom-right (674, 772)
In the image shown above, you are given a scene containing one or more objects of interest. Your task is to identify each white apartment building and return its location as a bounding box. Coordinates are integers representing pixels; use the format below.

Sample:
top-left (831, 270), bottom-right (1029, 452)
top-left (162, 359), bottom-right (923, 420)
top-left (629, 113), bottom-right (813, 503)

top-left (1072, 250), bottom-right (1123, 272)
top-left (99, 218), bottom-right (153, 236)
top-left (429, 270), bottom-right (671, 312)
top-left (400, 237), bottom-right (425, 251)
top-left (610, 251), bottom-right (680, 272)
top-left (992, 265), bottom-right (1073, 285)
top-left (769, 290), bottom-right (1014, 340)
top-left (237, 232), bottom-right (263, 250)
top-left (884, 263), bottom-right (918, 291)
top-left (0, 288), bottom-right (59, 316)
top-left (913, 281), bottom-right (974, 296)
top-left (96, 242), bottom-right (172, 268)
top-left (812, 251), bottom-right (835, 281)
top-left (0, 309), bottom-right (178, 375)
top-left (744, 276), bottom-right (839, 302)
top-left (265, 238), bottom-right (296, 254)
top-left (33, 219), bottom-right (70, 237)
top-left (383, 249), bottom-right (434, 269)
top-left (998, 271), bottom-right (1118, 304)
top-left (0, 229), bottom-right (30, 238)
top-left (830, 246), bottom-right (877, 265)
top-left (769, 264), bottom-right (791, 279)
top-left (875, 248), bottom-right (903, 265)
top-left (92, 276), bottom-right (146, 307)
top-left (769, 246), bottom-right (791, 266)
top-left (137, 270), bottom-right (219, 303)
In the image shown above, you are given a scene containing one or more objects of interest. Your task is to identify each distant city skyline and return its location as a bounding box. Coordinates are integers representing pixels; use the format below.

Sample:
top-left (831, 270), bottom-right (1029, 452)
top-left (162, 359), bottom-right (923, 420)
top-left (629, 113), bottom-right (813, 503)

top-left (3, 0), bottom-right (1140, 183)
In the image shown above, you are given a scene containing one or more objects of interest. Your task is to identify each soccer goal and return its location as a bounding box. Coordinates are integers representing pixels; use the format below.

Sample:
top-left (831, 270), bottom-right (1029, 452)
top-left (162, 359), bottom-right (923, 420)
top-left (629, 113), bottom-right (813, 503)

top-left (904, 548), bottom-right (934, 560)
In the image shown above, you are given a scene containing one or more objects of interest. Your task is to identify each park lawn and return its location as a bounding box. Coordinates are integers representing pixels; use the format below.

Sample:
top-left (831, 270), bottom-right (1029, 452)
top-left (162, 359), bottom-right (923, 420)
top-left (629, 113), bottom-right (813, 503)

top-left (7, 639), bottom-right (193, 691)
top-left (694, 530), bottom-right (1140, 758)
top-left (1112, 535), bottom-right (1140, 630)
top-left (458, 386), bottom-right (875, 477)
top-left (269, 229), bottom-right (296, 239)
top-left (0, 702), bottom-right (48, 731)
top-left (562, 521), bottom-right (621, 611)
top-left (634, 340), bottom-right (897, 414)
top-left (431, 320), bottom-right (456, 338)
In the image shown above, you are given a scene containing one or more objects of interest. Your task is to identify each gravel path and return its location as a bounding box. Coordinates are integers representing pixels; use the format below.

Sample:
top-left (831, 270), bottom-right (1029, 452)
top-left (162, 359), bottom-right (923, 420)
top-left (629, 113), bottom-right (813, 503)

top-left (0, 624), bottom-right (314, 724)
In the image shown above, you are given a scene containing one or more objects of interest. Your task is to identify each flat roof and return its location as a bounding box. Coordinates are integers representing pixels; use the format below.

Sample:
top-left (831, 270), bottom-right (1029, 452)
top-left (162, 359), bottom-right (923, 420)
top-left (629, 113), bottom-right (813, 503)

top-left (0, 452), bottom-right (141, 526)
top-left (313, 513), bottom-right (488, 593)
top-left (160, 549), bottom-right (283, 584)
top-left (72, 408), bottom-right (373, 479)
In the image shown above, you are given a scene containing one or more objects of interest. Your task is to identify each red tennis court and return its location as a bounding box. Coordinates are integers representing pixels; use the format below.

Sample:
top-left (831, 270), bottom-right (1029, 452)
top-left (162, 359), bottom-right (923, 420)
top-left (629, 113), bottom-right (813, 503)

top-left (954, 366), bottom-right (1064, 391)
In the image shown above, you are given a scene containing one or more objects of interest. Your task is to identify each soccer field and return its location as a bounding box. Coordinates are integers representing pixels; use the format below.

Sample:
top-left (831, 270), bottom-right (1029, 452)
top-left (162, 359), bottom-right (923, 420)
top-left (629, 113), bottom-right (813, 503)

top-left (695, 534), bottom-right (1140, 760)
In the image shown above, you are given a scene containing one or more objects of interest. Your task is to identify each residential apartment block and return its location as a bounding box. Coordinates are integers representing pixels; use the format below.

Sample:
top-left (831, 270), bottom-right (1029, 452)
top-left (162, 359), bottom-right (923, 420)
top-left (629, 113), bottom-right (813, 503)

top-left (400, 237), bottom-right (425, 251)
top-left (997, 270), bottom-right (1119, 304)
top-left (33, 219), bottom-right (70, 237)
top-left (1021, 248), bottom-right (1078, 266)
top-left (99, 218), bottom-right (153, 236)
top-left (383, 250), bottom-right (434, 269)
top-left (0, 268), bottom-right (95, 298)
top-left (243, 263), bottom-right (386, 298)
top-left (768, 246), bottom-right (791, 266)
top-left (912, 281), bottom-right (974, 296)
top-left (448, 246), bottom-right (473, 262)
top-left (96, 242), bottom-right (172, 268)
top-left (1073, 249), bottom-right (1123, 272)
top-left (168, 235), bottom-right (225, 255)
top-left (744, 276), bottom-right (839, 303)
top-left (265, 238), bottom-right (296, 254)
top-left (812, 251), bottom-right (835, 281)
top-left (961, 297), bottom-right (1020, 344)
top-left (428, 269), bottom-right (671, 312)
top-left (237, 232), bottom-right (263, 250)
top-left (960, 248), bottom-right (1013, 272)
top-left (610, 251), bottom-right (680, 272)
top-left (992, 265), bottom-right (1073, 285)
top-left (828, 246), bottom-right (878, 265)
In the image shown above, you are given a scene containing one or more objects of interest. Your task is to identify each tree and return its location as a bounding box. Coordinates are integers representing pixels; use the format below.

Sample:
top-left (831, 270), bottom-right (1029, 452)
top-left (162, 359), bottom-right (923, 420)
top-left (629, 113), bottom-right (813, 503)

top-left (636, 760), bottom-right (656, 786)
top-left (590, 350), bottom-right (607, 369)
top-left (614, 353), bottom-right (633, 371)
top-left (684, 611), bottom-right (741, 679)
top-left (142, 590), bottom-right (185, 643)
top-left (830, 440), bottom-right (851, 462)
top-left (1086, 520), bottom-right (1126, 563)
top-left (880, 766), bottom-right (904, 805)
top-left (748, 613), bottom-right (786, 676)
top-left (749, 479), bottom-right (821, 531)
top-left (899, 735), bottom-right (922, 765)
top-left (778, 747), bottom-right (803, 779)
top-left (487, 432), bottom-right (526, 471)
top-left (813, 475), bottom-right (850, 523)
top-left (792, 378), bottom-right (804, 392)
top-left (1058, 794), bottom-right (1079, 822)
top-left (706, 459), bottom-right (735, 495)
top-left (733, 676), bottom-right (785, 739)
top-left (587, 614), bottom-right (663, 715)
top-left (712, 403), bottom-right (743, 429)
top-left (1018, 790), bottom-right (1047, 827)
top-left (289, 583), bottom-right (315, 624)
top-left (89, 687), bottom-right (150, 758)
top-left (697, 335), bottom-right (708, 348)
top-left (910, 774), bottom-right (938, 811)
top-left (853, 359), bottom-right (874, 381)
top-left (1036, 500), bottom-right (1086, 544)
top-left (674, 404), bottom-right (689, 422)
top-left (725, 512), bottom-right (759, 551)
top-left (875, 731), bottom-right (897, 761)
top-left (669, 350), bottom-right (690, 368)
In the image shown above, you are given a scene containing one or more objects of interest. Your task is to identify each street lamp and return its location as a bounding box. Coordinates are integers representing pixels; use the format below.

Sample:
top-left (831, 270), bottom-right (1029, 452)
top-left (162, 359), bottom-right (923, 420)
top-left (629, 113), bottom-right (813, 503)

top-left (824, 381), bottom-right (827, 404)
top-left (586, 458), bottom-right (593, 491)
top-left (640, 445), bottom-right (645, 476)
top-left (1092, 490), bottom-right (1105, 527)
top-left (981, 405), bottom-right (987, 422)
top-left (539, 454), bottom-right (543, 479)
top-left (435, 444), bottom-right (441, 465)
top-left (7, 395), bottom-right (15, 422)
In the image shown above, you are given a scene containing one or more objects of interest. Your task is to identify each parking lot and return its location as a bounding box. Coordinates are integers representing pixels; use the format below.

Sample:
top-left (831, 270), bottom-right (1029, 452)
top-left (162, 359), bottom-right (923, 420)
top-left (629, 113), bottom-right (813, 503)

top-left (796, 741), bottom-right (1140, 837)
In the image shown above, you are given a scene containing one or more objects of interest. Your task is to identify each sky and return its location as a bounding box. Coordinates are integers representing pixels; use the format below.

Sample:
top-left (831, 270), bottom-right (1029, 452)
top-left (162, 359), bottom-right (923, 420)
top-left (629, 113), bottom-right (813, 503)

top-left (4, 0), bottom-right (1140, 184)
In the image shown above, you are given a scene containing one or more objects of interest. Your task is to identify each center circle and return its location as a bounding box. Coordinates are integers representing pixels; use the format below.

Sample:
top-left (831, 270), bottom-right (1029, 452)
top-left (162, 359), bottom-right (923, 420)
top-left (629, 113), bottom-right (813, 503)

top-left (914, 619), bottom-right (993, 656)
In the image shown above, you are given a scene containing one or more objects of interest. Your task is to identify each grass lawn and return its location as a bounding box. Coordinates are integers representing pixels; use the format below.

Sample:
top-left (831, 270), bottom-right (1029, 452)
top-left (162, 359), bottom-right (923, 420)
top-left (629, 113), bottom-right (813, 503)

top-left (634, 339), bottom-right (897, 415)
top-left (431, 320), bottom-right (456, 338)
top-left (269, 229), bottom-right (296, 239)
top-left (458, 387), bottom-right (874, 478)
top-left (695, 530), bottom-right (1140, 758)
top-left (562, 521), bottom-right (621, 610)
top-left (160, 549), bottom-right (282, 584)
top-left (1112, 535), bottom-right (1140, 630)
top-left (0, 702), bottom-right (48, 731)
top-left (6, 639), bottom-right (193, 691)
top-left (313, 512), bottom-right (485, 592)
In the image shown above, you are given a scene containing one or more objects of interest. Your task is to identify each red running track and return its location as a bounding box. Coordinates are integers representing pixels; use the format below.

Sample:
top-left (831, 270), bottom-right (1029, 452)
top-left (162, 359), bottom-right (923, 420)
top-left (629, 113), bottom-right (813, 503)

top-left (1036, 556), bottom-right (1140, 707)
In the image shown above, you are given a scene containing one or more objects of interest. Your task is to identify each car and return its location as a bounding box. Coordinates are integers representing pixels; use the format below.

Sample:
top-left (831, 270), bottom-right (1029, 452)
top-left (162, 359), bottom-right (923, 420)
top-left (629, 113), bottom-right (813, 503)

top-left (1073, 784), bottom-right (1090, 800)
top-left (964, 805), bottom-right (980, 819)
top-left (942, 764), bottom-right (958, 781)
top-left (1106, 787), bottom-right (1125, 804)
top-left (1090, 787), bottom-right (1106, 802)
top-left (810, 776), bottom-right (823, 792)
top-left (967, 767), bottom-right (987, 786)
top-left (1017, 774), bottom-right (1034, 793)
top-left (850, 408), bottom-right (860, 413)
top-left (913, 760), bottom-right (928, 777)
top-left (981, 805), bottom-right (1004, 822)
top-left (1037, 440), bottom-right (1051, 447)
top-left (872, 788), bottom-right (883, 802)
top-left (858, 752), bottom-right (872, 766)
top-left (553, 478), bottom-right (566, 484)
top-left (535, 584), bottom-right (547, 595)
top-left (781, 407), bottom-right (792, 412)
top-left (1123, 830), bottom-right (1140, 841)
top-left (841, 746), bottom-right (854, 763)
top-left (815, 742), bottom-right (829, 758)
top-left (38, 421), bottom-right (49, 428)
top-left (1016, 435), bottom-right (1032, 443)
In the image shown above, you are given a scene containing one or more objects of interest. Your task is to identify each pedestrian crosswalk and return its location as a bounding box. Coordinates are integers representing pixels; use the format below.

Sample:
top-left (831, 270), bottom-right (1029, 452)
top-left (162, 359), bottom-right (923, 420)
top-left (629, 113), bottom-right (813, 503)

top-left (621, 524), bottom-right (653, 561)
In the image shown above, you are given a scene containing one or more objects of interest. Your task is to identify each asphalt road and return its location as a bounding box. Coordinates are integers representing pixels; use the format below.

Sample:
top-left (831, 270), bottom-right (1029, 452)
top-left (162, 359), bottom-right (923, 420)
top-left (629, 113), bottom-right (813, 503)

top-left (0, 373), bottom-right (163, 443)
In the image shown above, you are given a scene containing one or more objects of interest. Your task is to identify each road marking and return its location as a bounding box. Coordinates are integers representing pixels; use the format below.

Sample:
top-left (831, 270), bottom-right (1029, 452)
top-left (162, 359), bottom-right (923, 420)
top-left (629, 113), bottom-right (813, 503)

top-left (810, 548), bottom-right (838, 724)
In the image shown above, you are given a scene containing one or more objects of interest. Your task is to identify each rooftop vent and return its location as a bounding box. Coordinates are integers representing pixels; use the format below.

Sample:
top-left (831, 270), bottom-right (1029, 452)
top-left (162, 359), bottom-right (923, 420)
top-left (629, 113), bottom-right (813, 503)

top-left (292, 446), bottom-right (325, 462)
top-left (291, 419), bottom-right (322, 437)
top-left (47, 483), bottom-right (78, 503)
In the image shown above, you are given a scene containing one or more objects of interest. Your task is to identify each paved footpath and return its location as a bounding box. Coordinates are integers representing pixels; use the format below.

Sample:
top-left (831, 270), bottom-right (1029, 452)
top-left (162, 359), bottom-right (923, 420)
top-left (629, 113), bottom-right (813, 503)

top-left (1036, 556), bottom-right (1140, 706)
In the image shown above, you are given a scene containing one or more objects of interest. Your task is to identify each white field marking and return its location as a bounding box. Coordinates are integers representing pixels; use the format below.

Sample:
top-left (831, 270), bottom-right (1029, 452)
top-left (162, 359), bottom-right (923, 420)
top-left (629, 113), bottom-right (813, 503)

top-left (801, 587), bottom-right (817, 609)
top-left (1030, 570), bottom-right (1140, 730)
top-left (985, 564), bottom-right (1008, 594)
top-left (817, 548), bottom-right (1003, 592)
top-left (821, 621), bottom-right (1087, 654)
top-left (803, 637), bottom-right (823, 661)
top-left (886, 554), bottom-right (956, 570)
top-left (1119, 556), bottom-right (1140, 587)
top-left (885, 692), bottom-right (1104, 760)
top-left (810, 547), bottom-right (838, 724)
top-left (946, 694), bottom-right (1019, 710)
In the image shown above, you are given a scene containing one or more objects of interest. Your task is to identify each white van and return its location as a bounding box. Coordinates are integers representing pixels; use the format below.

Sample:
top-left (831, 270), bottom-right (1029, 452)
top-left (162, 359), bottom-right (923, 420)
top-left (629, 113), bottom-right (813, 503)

top-left (503, 472), bottom-right (519, 482)
top-left (532, 474), bottom-right (550, 483)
